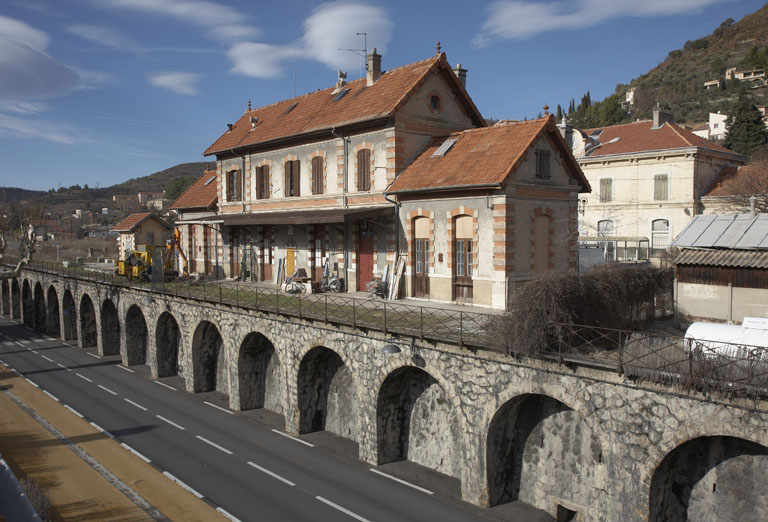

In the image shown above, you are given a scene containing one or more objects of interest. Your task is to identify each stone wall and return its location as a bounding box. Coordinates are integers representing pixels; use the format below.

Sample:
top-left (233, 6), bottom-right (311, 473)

top-left (6, 270), bottom-right (768, 522)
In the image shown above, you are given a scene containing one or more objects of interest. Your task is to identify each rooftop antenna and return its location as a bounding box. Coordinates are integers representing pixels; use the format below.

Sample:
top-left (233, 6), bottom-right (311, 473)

top-left (293, 68), bottom-right (296, 98)
top-left (339, 32), bottom-right (367, 78)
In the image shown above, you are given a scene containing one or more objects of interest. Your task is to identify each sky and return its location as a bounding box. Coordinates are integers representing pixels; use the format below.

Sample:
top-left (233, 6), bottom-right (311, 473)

top-left (0, 0), bottom-right (765, 191)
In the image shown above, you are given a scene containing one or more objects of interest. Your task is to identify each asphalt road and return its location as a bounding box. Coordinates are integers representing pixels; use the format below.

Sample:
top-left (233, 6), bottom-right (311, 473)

top-left (0, 316), bottom-right (529, 522)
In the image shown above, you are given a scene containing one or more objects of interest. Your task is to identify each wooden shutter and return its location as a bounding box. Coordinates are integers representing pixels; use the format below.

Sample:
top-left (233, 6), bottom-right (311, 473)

top-left (654, 174), bottom-right (668, 201)
top-left (600, 178), bottom-right (612, 203)
top-left (312, 157), bottom-right (323, 194)
top-left (284, 162), bottom-right (292, 197)
top-left (357, 149), bottom-right (370, 191)
top-left (293, 160), bottom-right (300, 197)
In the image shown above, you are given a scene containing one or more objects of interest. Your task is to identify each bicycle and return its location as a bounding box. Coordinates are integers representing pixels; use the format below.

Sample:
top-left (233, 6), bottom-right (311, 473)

top-left (321, 273), bottom-right (342, 293)
top-left (283, 270), bottom-right (307, 294)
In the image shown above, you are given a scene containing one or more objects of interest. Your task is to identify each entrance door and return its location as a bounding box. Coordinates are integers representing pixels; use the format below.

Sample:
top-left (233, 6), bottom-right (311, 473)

top-left (413, 239), bottom-right (429, 297)
top-left (231, 229), bottom-right (240, 278)
top-left (312, 236), bottom-right (324, 283)
top-left (358, 225), bottom-right (374, 289)
top-left (286, 248), bottom-right (295, 278)
top-left (188, 225), bottom-right (196, 274)
top-left (453, 216), bottom-right (473, 302)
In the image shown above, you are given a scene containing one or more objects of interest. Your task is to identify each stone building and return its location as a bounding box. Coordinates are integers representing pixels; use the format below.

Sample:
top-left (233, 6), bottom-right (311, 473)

top-left (112, 212), bottom-right (172, 261)
top-left (389, 117), bottom-right (589, 308)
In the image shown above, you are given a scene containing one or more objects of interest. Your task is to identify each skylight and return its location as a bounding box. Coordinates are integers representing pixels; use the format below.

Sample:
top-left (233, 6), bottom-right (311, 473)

top-left (432, 138), bottom-right (457, 157)
top-left (283, 102), bottom-right (298, 114)
top-left (333, 88), bottom-right (350, 102)
top-left (591, 129), bottom-right (603, 136)
top-left (204, 176), bottom-right (216, 186)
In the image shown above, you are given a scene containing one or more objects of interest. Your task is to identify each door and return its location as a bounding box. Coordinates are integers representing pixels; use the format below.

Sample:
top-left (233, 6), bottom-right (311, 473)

top-left (203, 226), bottom-right (211, 275)
top-left (358, 225), bottom-right (374, 289)
top-left (188, 224), bottom-right (196, 274)
top-left (413, 239), bottom-right (430, 297)
top-left (261, 227), bottom-right (272, 282)
top-left (453, 215), bottom-right (473, 302)
top-left (312, 236), bottom-right (324, 283)
top-left (231, 229), bottom-right (240, 278)
top-left (286, 248), bottom-right (295, 278)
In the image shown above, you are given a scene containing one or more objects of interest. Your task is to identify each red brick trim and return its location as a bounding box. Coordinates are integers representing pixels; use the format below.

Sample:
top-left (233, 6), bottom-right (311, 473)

top-left (406, 209), bottom-right (435, 273)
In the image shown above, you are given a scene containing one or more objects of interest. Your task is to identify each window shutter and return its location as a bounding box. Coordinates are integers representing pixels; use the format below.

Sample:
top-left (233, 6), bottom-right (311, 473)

top-left (284, 162), bottom-right (291, 197)
top-left (312, 157), bottom-right (323, 194)
top-left (654, 174), bottom-right (668, 201)
top-left (358, 149), bottom-right (370, 191)
top-left (600, 178), bottom-right (612, 203)
top-left (293, 160), bottom-right (300, 197)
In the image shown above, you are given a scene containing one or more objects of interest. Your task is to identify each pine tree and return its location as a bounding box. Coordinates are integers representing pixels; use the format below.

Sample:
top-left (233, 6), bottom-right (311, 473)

top-left (568, 98), bottom-right (575, 114)
top-left (556, 104), bottom-right (563, 120)
top-left (724, 96), bottom-right (768, 156)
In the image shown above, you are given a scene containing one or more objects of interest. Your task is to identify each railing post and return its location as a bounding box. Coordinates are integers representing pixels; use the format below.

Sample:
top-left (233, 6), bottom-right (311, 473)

top-left (236, 283), bottom-right (239, 307)
top-left (255, 286), bottom-right (259, 311)
top-left (352, 298), bottom-right (356, 328)
top-left (383, 302), bottom-right (387, 335)
top-left (324, 295), bottom-right (328, 323)
top-left (459, 311), bottom-right (463, 347)
top-left (617, 330), bottom-right (624, 375)
top-left (276, 290), bottom-right (280, 314)
top-left (298, 291), bottom-right (302, 319)
top-left (420, 307), bottom-right (424, 340)
top-left (219, 283), bottom-right (222, 305)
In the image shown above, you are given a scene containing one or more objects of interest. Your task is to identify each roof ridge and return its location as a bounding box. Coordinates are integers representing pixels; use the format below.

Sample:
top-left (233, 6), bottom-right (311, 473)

top-left (666, 121), bottom-right (695, 147)
top-left (584, 119), bottom-right (652, 132)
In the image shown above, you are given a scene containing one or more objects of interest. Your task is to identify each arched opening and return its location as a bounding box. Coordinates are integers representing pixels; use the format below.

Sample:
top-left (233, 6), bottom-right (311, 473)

top-left (46, 286), bottom-right (60, 337)
top-left (376, 366), bottom-right (459, 478)
top-left (191, 321), bottom-right (225, 393)
top-left (651, 218), bottom-right (670, 256)
top-left (297, 346), bottom-right (357, 440)
top-left (100, 299), bottom-right (120, 356)
top-left (79, 294), bottom-right (97, 348)
top-left (155, 312), bottom-right (180, 378)
top-left (22, 280), bottom-right (32, 325)
top-left (238, 332), bottom-right (282, 413)
top-left (11, 279), bottom-right (20, 319)
top-left (486, 394), bottom-right (602, 514)
top-left (650, 436), bottom-right (768, 522)
top-left (62, 290), bottom-right (77, 340)
top-left (125, 305), bottom-right (148, 366)
top-left (1, 280), bottom-right (8, 316)
top-left (33, 282), bottom-right (46, 331)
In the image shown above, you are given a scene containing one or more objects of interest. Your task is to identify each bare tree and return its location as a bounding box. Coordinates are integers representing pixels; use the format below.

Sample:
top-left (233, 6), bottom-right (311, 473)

top-left (0, 203), bottom-right (40, 279)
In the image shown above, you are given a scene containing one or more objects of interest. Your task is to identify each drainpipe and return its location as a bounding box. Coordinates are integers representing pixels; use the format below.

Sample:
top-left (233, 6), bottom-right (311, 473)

top-left (331, 127), bottom-right (350, 288)
top-left (384, 179), bottom-right (401, 281)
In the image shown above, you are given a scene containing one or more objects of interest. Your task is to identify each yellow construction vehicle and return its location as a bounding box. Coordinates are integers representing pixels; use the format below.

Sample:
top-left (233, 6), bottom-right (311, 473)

top-left (116, 227), bottom-right (189, 280)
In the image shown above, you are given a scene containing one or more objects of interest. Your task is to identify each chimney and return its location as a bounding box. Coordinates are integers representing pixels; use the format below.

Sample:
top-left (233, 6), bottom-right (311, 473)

top-left (652, 103), bottom-right (674, 129)
top-left (453, 63), bottom-right (467, 88)
top-left (334, 70), bottom-right (347, 92)
top-left (367, 48), bottom-right (381, 87)
top-left (227, 123), bottom-right (233, 132)
top-left (557, 114), bottom-right (574, 150)
top-left (750, 195), bottom-right (757, 216)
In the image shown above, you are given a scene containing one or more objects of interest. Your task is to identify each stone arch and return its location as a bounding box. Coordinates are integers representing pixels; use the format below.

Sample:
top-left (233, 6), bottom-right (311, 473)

top-left (376, 365), bottom-right (461, 478)
top-left (79, 294), bottom-right (97, 348)
top-left (191, 320), bottom-right (226, 394)
top-left (155, 312), bottom-right (181, 378)
top-left (485, 393), bottom-right (604, 514)
top-left (33, 282), bottom-right (46, 331)
top-left (237, 332), bottom-right (283, 413)
top-left (62, 290), bottom-right (77, 341)
top-left (46, 286), bottom-right (60, 336)
top-left (21, 279), bottom-right (32, 325)
top-left (100, 299), bottom-right (120, 356)
top-left (296, 345), bottom-right (357, 441)
top-left (11, 279), bottom-right (20, 319)
top-left (649, 436), bottom-right (768, 522)
top-left (1, 279), bottom-right (8, 316)
top-left (125, 305), bottom-right (148, 366)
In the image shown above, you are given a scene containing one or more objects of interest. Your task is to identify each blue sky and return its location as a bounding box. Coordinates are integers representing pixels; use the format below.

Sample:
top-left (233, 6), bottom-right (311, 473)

top-left (0, 0), bottom-right (765, 191)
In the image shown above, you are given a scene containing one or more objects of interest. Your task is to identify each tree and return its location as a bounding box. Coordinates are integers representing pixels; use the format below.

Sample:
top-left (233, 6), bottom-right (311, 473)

top-left (165, 176), bottom-right (196, 201)
top-left (0, 203), bottom-right (40, 279)
top-left (724, 96), bottom-right (768, 156)
top-left (556, 104), bottom-right (563, 121)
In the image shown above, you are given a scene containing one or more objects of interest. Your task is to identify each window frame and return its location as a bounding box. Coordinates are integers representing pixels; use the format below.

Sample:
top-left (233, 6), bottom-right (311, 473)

top-left (311, 156), bottom-right (323, 195)
top-left (599, 177), bottom-right (613, 203)
top-left (284, 160), bottom-right (300, 198)
top-left (653, 174), bottom-right (669, 201)
top-left (357, 149), bottom-right (371, 192)
top-left (535, 150), bottom-right (551, 179)
top-left (256, 165), bottom-right (270, 200)
top-left (226, 169), bottom-right (242, 202)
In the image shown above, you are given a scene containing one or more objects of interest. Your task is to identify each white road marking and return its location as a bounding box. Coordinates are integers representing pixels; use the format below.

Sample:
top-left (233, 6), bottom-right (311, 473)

top-left (162, 472), bottom-right (202, 498)
top-left (270, 429), bottom-right (315, 447)
top-left (76, 373), bottom-right (93, 383)
top-left (57, 363), bottom-right (72, 371)
top-left (89, 421), bottom-right (110, 435)
top-left (42, 390), bottom-right (59, 401)
top-left (36, 338), bottom-right (46, 343)
top-left (31, 350), bottom-right (38, 354)
top-left (195, 435), bottom-right (233, 455)
top-left (64, 404), bottom-right (84, 418)
top-left (97, 384), bottom-right (118, 396)
top-left (216, 507), bottom-right (243, 522)
top-left (204, 401), bottom-right (233, 415)
top-left (369, 468), bottom-right (434, 495)
top-left (247, 462), bottom-right (295, 486)
top-left (24, 378), bottom-right (39, 388)
top-left (156, 415), bottom-right (185, 430)
top-left (120, 443), bottom-right (151, 464)
top-left (47, 337), bottom-right (55, 341)
top-left (155, 381), bottom-right (176, 391)
top-left (118, 365), bottom-right (134, 373)
top-left (20, 340), bottom-right (30, 344)
top-left (315, 496), bottom-right (371, 522)
top-left (87, 353), bottom-right (99, 359)
top-left (124, 398), bottom-right (148, 411)
top-left (41, 355), bottom-right (54, 362)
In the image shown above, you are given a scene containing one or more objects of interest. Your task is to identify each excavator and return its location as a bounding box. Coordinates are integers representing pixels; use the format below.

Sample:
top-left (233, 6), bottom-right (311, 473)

top-left (117, 227), bottom-right (189, 281)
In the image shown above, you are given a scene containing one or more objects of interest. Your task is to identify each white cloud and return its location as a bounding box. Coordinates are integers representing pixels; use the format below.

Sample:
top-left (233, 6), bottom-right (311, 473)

top-left (0, 113), bottom-right (81, 144)
top-left (149, 71), bottom-right (202, 95)
top-left (0, 101), bottom-right (47, 114)
top-left (227, 2), bottom-right (392, 79)
top-left (472, 0), bottom-right (726, 47)
top-left (93, 0), bottom-right (259, 42)
top-left (67, 24), bottom-right (148, 53)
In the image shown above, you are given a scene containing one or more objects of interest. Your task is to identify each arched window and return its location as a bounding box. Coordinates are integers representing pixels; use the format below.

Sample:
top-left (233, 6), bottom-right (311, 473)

top-left (651, 219), bottom-right (670, 255)
top-left (413, 217), bottom-right (430, 297)
top-left (597, 220), bottom-right (615, 236)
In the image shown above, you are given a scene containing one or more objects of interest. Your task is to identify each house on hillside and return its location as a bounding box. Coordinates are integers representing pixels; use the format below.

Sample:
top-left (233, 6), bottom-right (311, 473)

top-left (568, 107), bottom-right (746, 262)
top-left (691, 112), bottom-right (729, 141)
top-left (672, 212), bottom-right (768, 323)
top-left (113, 212), bottom-right (173, 261)
top-left (701, 164), bottom-right (768, 214)
top-left (388, 117), bottom-right (588, 308)
top-left (170, 169), bottom-right (220, 277)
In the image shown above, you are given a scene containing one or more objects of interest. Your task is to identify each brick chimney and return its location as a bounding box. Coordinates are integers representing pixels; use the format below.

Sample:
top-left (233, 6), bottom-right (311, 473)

top-left (453, 63), bottom-right (467, 88)
top-left (367, 48), bottom-right (381, 87)
top-left (652, 103), bottom-right (674, 129)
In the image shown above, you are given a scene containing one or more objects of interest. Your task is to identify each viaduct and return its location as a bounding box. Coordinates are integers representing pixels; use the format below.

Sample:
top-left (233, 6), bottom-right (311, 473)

top-left (1, 269), bottom-right (767, 522)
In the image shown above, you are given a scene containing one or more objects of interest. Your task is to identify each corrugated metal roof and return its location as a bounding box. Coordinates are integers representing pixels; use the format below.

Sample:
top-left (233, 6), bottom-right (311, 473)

top-left (675, 248), bottom-right (768, 268)
top-left (672, 213), bottom-right (768, 250)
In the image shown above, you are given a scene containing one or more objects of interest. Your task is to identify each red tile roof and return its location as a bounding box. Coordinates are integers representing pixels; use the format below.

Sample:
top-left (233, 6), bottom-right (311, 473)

top-left (388, 116), bottom-right (589, 193)
top-left (170, 170), bottom-right (218, 210)
top-left (204, 53), bottom-right (485, 156)
top-left (583, 120), bottom-right (736, 157)
top-left (112, 212), bottom-right (171, 232)
top-left (704, 164), bottom-right (768, 197)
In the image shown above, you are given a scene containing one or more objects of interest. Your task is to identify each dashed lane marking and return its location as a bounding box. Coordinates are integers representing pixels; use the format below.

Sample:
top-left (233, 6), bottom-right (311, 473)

top-left (369, 468), bottom-right (434, 495)
top-left (42, 390), bottom-right (59, 401)
top-left (87, 353), bottom-right (100, 359)
top-left (216, 507), bottom-right (243, 522)
top-left (41, 355), bottom-right (54, 362)
top-left (124, 398), bottom-right (148, 411)
top-left (204, 401), bottom-right (233, 415)
top-left (315, 496), bottom-right (371, 522)
top-left (270, 429), bottom-right (314, 447)
top-left (57, 363), bottom-right (72, 371)
top-left (155, 381), bottom-right (176, 391)
top-left (120, 443), bottom-right (151, 464)
top-left (247, 462), bottom-right (295, 486)
top-left (118, 365), bottom-right (134, 373)
top-left (64, 404), bottom-right (84, 418)
top-left (156, 415), bottom-right (185, 431)
top-left (24, 378), bottom-right (39, 388)
top-left (75, 373), bottom-right (93, 383)
top-left (97, 384), bottom-right (118, 396)
top-left (195, 435), bottom-right (233, 455)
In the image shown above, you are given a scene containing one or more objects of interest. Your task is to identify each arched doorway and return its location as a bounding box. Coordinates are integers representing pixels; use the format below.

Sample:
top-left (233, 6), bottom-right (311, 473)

top-left (156, 312), bottom-right (181, 378)
top-left (79, 294), bottom-right (97, 348)
top-left (62, 290), bottom-right (77, 340)
top-left (191, 321), bottom-right (225, 393)
top-left (33, 282), bottom-right (46, 331)
top-left (650, 436), bottom-right (768, 522)
top-left (22, 280), bottom-right (32, 326)
top-left (125, 305), bottom-right (148, 366)
top-left (11, 279), bottom-right (20, 319)
top-left (1, 280), bottom-right (8, 316)
top-left (297, 346), bottom-right (356, 440)
top-left (486, 394), bottom-right (602, 516)
top-left (238, 332), bottom-right (282, 413)
top-left (100, 299), bottom-right (120, 356)
top-left (46, 286), bottom-right (60, 337)
top-left (376, 366), bottom-right (459, 478)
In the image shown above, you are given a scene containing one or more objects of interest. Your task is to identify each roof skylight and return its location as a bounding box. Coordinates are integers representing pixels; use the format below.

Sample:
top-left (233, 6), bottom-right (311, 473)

top-left (333, 88), bottom-right (350, 102)
top-left (432, 138), bottom-right (457, 157)
top-left (204, 176), bottom-right (216, 186)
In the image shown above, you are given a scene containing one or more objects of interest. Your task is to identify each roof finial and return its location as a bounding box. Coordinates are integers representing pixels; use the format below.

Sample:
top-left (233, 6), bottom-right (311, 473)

top-left (436, 41), bottom-right (441, 55)
top-left (248, 100), bottom-right (252, 111)
top-left (543, 104), bottom-right (549, 116)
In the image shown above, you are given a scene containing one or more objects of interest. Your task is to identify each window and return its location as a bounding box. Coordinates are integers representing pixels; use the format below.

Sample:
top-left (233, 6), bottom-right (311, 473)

top-left (226, 169), bottom-right (242, 201)
top-left (535, 150), bottom-right (551, 179)
top-left (654, 174), bottom-right (668, 201)
top-left (357, 149), bottom-right (371, 191)
top-left (146, 232), bottom-right (154, 245)
top-left (256, 165), bottom-right (270, 200)
top-left (713, 123), bottom-right (719, 129)
top-left (651, 219), bottom-right (670, 255)
top-left (311, 157), bottom-right (323, 195)
top-left (599, 178), bottom-right (613, 203)
top-left (284, 160), bottom-right (300, 197)
top-left (430, 95), bottom-right (441, 110)
top-left (597, 220), bottom-right (615, 235)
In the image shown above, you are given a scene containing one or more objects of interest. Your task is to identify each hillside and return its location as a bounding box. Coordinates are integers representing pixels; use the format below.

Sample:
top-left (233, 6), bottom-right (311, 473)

top-left (0, 187), bottom-right (47, 202)
top-left (109, 162), bottom-right (213, 194)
